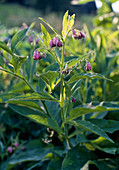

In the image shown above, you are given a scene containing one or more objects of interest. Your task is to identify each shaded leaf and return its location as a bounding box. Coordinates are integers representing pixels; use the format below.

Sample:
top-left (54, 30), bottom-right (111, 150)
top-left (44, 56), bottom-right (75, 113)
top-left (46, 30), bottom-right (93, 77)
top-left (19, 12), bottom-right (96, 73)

top-left (0, 41), bottom-right (14, 56)
top-left (47, 157), bottom-right (64, 170)
top-left (62, 145), bottom-right (97, 170)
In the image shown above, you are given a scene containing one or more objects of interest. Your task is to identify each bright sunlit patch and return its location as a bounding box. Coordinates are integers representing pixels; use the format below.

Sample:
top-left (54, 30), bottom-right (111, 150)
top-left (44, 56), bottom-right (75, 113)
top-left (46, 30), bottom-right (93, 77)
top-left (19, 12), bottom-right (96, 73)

top-left (95, 0), bottom-right (102, 9)
top-left (112, 0), bottom-right (119, 13)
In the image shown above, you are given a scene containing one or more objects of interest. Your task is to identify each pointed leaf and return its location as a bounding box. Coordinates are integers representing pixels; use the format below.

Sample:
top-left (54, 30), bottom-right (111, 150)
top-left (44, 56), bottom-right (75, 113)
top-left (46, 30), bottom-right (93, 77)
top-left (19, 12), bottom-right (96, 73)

top-left (0, 41), bottom-right (14, 56)
top-left (11, 28), bottom-right (29, 53)
top-left (67, 73), bottom-right (112, 84)
top-left (39, 17), bottom-right (58, 35)
top-left (7, 93), bottom-right (59, 102)
top-left (68, 120), bottom-right (114, 143)
top-left (68, 104), bottom-right (119, 121)
top-left (40, 24), bottom-right (51, 47)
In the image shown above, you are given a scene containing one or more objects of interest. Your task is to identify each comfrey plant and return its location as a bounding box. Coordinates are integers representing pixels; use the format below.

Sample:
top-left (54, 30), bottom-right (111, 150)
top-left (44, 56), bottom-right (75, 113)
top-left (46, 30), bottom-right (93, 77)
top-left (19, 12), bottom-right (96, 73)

top-left (0, 11), bottom-right (119, 169)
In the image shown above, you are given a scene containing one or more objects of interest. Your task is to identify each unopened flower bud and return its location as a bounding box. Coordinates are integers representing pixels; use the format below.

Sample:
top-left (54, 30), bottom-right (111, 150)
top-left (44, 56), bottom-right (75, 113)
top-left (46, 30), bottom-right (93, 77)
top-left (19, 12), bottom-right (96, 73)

top-left (49, 39), bottom-right (54, 47)
top-left (85, 61), bottom-right (91, 71)
top-left (71, 97), bottom-right (76, 102)
top-left (7, 146), bottom-right (13, 153)
top-left (33, 50), bottom-right (37, 60)
top-left (36, 38), bottom-right (39, 45)
top-left (57, 39), bottom-right (62, 47)
top-left (53, 36), bottom-right (57, 45)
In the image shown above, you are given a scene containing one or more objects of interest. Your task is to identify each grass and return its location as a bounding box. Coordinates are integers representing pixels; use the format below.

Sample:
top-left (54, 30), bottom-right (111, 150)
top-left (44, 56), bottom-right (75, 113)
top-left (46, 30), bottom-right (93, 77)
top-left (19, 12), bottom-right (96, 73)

top-left (0, 3), bottom-right (95, 32)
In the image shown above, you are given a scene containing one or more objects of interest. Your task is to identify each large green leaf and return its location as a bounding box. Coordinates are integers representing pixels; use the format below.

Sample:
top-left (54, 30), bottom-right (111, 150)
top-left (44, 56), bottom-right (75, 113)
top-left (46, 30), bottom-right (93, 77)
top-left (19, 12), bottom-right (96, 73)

top-left (11, 28), bottom-right (29, 53)
top-left (0, 93), bottom-right (19, 102)
top-left (7, 92), bottom-right (59, 102)
top-left (9, 104), bottom-right (62, 133)
top-left (62, 145), bottom-right (97, 170)
top-left (41, 24), bottom-right (51, 47)
top-left (68, 104), bottom-right (119, 121)
top-left (89, 119), bottom-right (119, 134)
top-left (68, 120), bottom-right (114, 143)
top-left (67, 73), bottom-right (112, 84)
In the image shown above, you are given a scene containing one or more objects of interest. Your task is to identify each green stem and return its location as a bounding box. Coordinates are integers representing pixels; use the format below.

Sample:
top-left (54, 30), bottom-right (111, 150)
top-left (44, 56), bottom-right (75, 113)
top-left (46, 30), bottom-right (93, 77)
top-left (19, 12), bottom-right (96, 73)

top-left (60, 41), bottom-right (72, 149)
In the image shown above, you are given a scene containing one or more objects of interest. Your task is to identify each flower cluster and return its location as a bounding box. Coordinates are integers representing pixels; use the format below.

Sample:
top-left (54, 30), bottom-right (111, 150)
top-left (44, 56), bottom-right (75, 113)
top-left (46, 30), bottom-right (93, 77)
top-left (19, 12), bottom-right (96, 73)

top-left (7, 142), bottom-right (19, 154)
top-left (49, 36), bottom-right (62, 48)
top-left (72, 29), bottom-right (85, 40)
top-left (33, 50), bottom-right (46, 60)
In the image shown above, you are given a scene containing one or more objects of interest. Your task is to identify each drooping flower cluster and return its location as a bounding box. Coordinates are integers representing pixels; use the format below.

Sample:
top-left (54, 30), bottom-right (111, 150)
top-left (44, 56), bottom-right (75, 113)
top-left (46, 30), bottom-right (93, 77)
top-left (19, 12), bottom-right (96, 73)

top-left (72, 29), bottom-right (85, 40)
top-left (7, 142), bottom-right (19, 154)
top-left (85, 61), bottom-right (91, 71)
top-left (49, 36), bottom-right (62, 48)
top-left (33, 50), bottom-right (46, 60)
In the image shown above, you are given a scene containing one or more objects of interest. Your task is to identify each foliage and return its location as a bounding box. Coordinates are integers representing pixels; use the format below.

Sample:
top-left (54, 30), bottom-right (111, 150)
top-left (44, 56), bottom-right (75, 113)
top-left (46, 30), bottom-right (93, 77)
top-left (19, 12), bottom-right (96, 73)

top-left (0, 8), bottom-right (119, 170)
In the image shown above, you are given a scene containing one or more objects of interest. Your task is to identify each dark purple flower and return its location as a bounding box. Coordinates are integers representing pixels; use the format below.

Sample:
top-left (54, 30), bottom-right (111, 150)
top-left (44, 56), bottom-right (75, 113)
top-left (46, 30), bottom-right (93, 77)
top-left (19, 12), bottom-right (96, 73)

top-left (49, 39), bottom-right (54, 47)
top-left (57, 39), bottom-right (62, 47)
top-left (85, 61), bottom-right (91, 71)
top-left (71, 97), bottom-right (76, 102)
top-left (7, 146), bottom-right (13, 153)
top-left (36, 38), bottom-right (39, 45)
top-left (72, 29), bottom-right (85, 40)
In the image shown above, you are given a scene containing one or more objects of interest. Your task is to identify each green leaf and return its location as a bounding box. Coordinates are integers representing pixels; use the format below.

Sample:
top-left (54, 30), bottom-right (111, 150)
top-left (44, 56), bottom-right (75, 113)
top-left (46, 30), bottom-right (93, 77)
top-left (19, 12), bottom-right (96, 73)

top-left (68, 120), bottom-right (114, 143)
top-left (9, 104), bottom-right (62, 133)
top-left (78, 0), bottom-right (94, 4)
top-left (7, 100), bottom-right (44, 113)
top-left (0, 41), bottom-right (14, 56)
top-left (62, 145), bottom-right (97, 170)
top-left (7, 92), bottom-right (59, 102)
top-left (47, 157), bottom-right (64, 170)
top-left (68, 104), bottom-right (119, 121)
top-left (39, 17), bottom-right (59, 35)
top-left (0, 93), bottom-right (19, 102)
top-left (64, 82), bottom-right (72, 97)
top-left (40, 71), bottom-right (59, 91)
top-left (11, 28), bottom-right (29, 53)
top-left (67, 73), bottom-right (112, 84)
top-left (40, 24), bottom-right (51, 47)
top-left (0, 54), bottom-right (5, 67)
top-left (89, 119), bottom-right (119, 134)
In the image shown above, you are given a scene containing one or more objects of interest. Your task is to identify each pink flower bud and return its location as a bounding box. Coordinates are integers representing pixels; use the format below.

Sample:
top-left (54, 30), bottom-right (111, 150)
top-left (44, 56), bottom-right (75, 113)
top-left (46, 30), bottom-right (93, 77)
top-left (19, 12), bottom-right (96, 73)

top-left (57, 39), bottom-right (62, 47)
top-left (7, 146), bottom-right (13, 153)
top-left (53, 36), bottom-right (57, 46)
top-left (71, 97), bottom-right (76, 102)
top-left (49, 39), bottom-right (54, 47)
top-left (33, 50), bottom-right (37, 60)
top-left (14, 142), bottom-right (19, 148)
top-left (28, 35), bottom-right (33, 43)
top-left (85, 61), bottom-right (91, 71)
